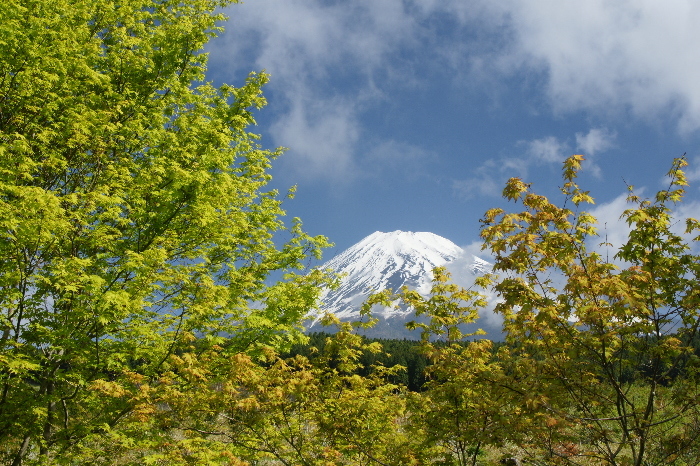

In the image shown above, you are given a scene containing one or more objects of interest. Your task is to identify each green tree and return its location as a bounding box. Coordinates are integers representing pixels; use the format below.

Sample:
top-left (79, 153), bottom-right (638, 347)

top-left (0, 0), bottom-right (330, 463)
top-left (384, 268), bottom-right (512, 466)
top-left (480, 155), bottom-right (700, 465)
top-left (159, 317), bottom-right (416, 465)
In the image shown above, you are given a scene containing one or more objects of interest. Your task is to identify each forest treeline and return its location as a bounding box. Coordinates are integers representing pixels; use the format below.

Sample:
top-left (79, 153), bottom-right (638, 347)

top-left (2, 0), bottom-right (700, 464)
top-left (286, 331), bottom-right (700, 392)
top-left (286, 332), bottom-right (432, 391)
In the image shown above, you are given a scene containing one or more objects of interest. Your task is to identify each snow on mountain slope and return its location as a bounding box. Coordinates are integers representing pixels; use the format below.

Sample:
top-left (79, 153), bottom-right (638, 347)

top-left (310, 231), bottom-right (491, 331)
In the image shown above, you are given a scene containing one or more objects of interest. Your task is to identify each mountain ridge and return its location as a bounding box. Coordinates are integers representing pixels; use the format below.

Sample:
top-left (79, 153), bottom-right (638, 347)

top-left (308, 230), bottom-right (494, 338)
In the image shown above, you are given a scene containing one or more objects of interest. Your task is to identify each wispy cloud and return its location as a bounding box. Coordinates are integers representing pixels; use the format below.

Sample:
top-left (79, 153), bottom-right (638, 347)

top-left (451, 135), bottom-right (566, 200)
top-left (451, 159), bottom-right (504, 200)
top-left (270, 94), bottom-right (359, 179)
top-left (211, 0), bottom-right (700, 185)
top-left (526, 136), bottom-right (568, 164)
top-left (575, 128), bottom-right (617, 178)
top-left (468, 1), bottom-right (700, 132)
top-left (362, 139), bottom-right (435, 181)
top-left (683, 157), bottom-right (700, 183)
top-left (586, 193), bottom-right (632, 263)
top-left (586, 188), bottom-right (700, 265)
top-left (576, 128), bottom-right (616, 156)
top-left (452, 127), bottom-right (617, 200)
top-left (212, 0), bottom-right (426, 182)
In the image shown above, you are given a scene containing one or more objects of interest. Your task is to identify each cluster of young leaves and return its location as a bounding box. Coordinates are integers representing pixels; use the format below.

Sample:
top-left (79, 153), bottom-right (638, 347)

top-left (363, 268), bottom-right (516, 466)
top-left (108, 319), bottom-right (417, 465)
top-left (288, 332), bottom-right (430, 391)
top-left (406, 339), bottom-right (513, 466)
top-left (480, 154), bottom-right (700, 465)
top-left (0, 0), bottom-right (331, 463)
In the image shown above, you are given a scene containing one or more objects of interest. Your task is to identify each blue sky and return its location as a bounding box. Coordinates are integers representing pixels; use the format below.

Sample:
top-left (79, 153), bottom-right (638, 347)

top-left (206, 0), bottom-right (700, 259)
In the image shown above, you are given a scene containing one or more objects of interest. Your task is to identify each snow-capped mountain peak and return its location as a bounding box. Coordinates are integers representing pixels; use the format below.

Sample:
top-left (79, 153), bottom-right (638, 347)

top-left (329, 230), bottom-right (462, 290)
top-left (310, 231), bottom-right (491, 335)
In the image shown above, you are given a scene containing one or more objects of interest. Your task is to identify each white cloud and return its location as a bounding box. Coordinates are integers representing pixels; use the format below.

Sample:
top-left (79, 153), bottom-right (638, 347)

top-left (575, 128), bottom-right (617, 178)
top-left (453, 135), bottom-right (569, 199)
top-left (271, 94), bottom-right (359, 179)
top-left (586, 189), bottom-right (700, 264)
top-left (681, 156), bottom-right (700, 183)
top-left (672, 200), bottom-right (700, 230)
top-left (453, 126), bottom-right (618, 199)
top-left (212, 0), bottom-right (424, 181)
top-left (451, 142), bottom-right (555, 201)
top-left (576, 128), bottom-right (616, 157)
top-left (452, 163), bottom-right (503, 200)
top-left (527, 136), bottom-right (568, 164)
top-left (211, 0), bottom-right (700, 185)
top-left (470, 1), bottom-right (700, 132)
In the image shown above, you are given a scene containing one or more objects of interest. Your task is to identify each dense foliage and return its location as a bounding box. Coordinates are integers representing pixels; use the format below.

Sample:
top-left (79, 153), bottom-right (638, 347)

top-left (0, 0), bottom-right (330, 463)
top-left (287, 333), bottom-right (431, 391)
top-left (477, 155), bottom-right (700, 465)
top-left (3, 0), bottom-right (700, 464)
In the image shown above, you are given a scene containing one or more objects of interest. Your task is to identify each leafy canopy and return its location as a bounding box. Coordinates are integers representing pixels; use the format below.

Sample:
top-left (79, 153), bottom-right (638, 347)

top-left (480, 154), bottom-right (700, 465)
top-left (0, 0), bottom-right (330, 463)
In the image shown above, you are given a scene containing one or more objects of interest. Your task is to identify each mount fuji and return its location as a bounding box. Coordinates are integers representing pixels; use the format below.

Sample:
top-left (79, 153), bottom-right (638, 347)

top-left (307, 230), bottom-right (495, 339)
